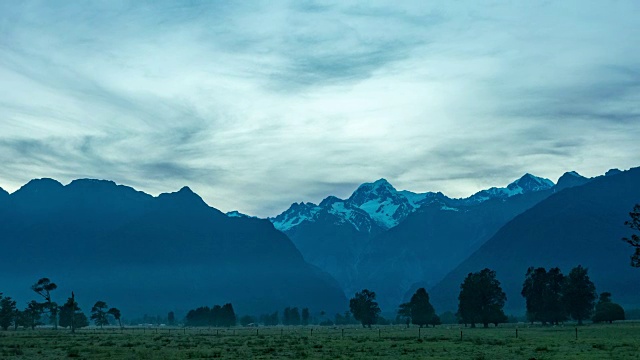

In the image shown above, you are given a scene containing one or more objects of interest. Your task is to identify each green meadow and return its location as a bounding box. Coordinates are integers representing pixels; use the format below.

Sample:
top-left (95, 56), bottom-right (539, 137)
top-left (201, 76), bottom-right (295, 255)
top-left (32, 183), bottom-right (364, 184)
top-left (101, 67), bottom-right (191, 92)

top-left (1, 323), bottom-right (639, 359)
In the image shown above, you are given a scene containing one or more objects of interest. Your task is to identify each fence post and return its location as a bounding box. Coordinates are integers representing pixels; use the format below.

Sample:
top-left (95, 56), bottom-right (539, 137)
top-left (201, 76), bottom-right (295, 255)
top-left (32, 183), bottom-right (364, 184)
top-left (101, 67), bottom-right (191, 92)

top-left (418, 327), bottom-right (421, 339)
top-left (575, 327), bottom-right (578, 340)
top-left (378, 328), bottom-right (380, 339)
top-left (460, 330), bottom-right (462, 340)
top-left (516, 328), bottom-right (518, 338)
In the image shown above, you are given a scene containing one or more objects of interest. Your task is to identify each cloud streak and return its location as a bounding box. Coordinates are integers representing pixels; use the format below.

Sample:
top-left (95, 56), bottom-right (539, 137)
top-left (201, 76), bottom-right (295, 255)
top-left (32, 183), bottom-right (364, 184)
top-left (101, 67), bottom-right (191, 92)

top-left (1, 1), bottom-right (639, 216)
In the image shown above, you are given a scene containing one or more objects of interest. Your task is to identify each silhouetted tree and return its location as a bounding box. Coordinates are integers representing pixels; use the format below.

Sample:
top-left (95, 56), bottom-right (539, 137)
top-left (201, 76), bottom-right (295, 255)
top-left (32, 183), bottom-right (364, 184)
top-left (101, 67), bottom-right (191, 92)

top-left (409, 288), bottom-right (439, 328)
top-left (59, 293), bottom-right (83, 333)
top-left (623, 204), bottom-right (640, 267)
top-left (397, 302), bottom-right (412, 328)
top-left (301, 308), bottom-right (310, 325)
top-left (283, 307), bottom-right (301, 325)
top-left (74, 312), bottom-right (89, 329)
top-left (335, 311), bottom-right (357, 325)
top-left (220, 303), bottom-right (236, 327)
top-left (290, 307), bottom-right (301, 325)
top-left (168, 311), bottom-right (175, 326)
top-left (263, 311), bottom-right (279, 326)
top-left (22, 301), bottom-right (43, 330)
top-left (91, 301), bottom-right (110, 328)
top-left (31, 278), bottom-right (58, 329)
top-left (521, 267), bottom-right (567, 325)
top-left (349, 289), bottom-right (381, 328)
top-left (457, 268), bottom-right (507, 328)
top-left (563, 265), bottom-right (596, 325)
top-left (211, 305), bottom-right (222, 326)
top-left (185, 306), bottom-right (211, 327)
top-left (108, 308), bottom-right (122, 329)
top-left (592, 292), bottom-right (625, 324)
top-left (0, 295), bottom-right (17, 330)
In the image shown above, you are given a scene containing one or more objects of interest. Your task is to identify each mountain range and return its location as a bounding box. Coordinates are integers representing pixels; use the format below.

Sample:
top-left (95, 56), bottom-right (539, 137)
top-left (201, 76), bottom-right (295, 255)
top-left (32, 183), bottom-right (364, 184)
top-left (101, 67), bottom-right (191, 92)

top-left (267, 171), bottom-right (596, 309)
top-left (2, 166), bottom-right (638, 319)
top-left (0, 179), bottom-right (346, 317)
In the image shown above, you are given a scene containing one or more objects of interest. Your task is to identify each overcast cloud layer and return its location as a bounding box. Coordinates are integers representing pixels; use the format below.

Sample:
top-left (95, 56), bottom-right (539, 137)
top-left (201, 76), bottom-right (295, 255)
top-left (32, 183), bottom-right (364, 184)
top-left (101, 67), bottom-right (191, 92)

top-left (1, 1), bottom-right (639, 217)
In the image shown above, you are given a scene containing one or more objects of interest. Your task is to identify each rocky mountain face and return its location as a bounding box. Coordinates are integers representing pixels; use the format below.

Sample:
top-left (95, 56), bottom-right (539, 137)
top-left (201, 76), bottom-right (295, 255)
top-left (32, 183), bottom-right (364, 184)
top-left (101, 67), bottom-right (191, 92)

top-left (0, 179), bottom-right (346, 317)
top-left (428, 167), bottom-right (640, 314)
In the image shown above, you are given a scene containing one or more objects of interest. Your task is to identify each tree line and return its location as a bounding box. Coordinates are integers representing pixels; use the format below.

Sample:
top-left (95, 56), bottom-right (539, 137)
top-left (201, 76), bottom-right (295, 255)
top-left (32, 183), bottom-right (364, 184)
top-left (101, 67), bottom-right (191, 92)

top-left (344, 265), bottom-right (625, 329)
top-left (0, 278), bottom-right (121, 331)
top-left (184, 304), bottom-right (236, 327)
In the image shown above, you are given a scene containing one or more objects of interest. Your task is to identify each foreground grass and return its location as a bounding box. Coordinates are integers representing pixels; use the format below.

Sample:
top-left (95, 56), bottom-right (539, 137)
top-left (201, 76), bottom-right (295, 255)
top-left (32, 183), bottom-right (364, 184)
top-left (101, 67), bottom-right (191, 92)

top-left (1, 322), bottom-right (640, 359)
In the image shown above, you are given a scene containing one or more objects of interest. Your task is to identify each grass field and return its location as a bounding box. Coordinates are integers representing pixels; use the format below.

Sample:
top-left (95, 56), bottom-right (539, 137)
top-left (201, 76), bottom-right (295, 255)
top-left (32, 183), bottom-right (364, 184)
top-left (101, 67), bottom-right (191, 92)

top-left (1, 322), bottom-right (640, 359)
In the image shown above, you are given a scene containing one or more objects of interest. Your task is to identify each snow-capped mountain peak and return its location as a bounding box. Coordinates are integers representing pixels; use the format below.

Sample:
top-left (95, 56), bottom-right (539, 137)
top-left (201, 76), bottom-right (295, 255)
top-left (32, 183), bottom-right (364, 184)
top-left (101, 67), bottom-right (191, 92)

top-left (271, 173), bottom-right (559, 233)
top-left (507, 173), bottom-right (554, 193)
top-left (270, 202), bottom-right (321, 231)
top-left (465, 174), bottom-right (554, 204)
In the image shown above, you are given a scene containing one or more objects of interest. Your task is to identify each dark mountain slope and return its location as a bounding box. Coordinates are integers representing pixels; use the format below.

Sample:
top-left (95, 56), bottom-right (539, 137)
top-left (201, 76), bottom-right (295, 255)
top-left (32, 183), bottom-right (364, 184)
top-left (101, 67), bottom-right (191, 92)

top-left (0, 179), bottom-right (346, 316)
top-left (429, 167), bottom-right (640, 313)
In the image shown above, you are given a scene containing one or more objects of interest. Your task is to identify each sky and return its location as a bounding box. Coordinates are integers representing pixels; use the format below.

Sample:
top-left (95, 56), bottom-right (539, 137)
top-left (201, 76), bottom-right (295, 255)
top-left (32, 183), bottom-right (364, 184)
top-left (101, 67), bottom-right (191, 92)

top-left (1, 1), bottom-right (639, 217)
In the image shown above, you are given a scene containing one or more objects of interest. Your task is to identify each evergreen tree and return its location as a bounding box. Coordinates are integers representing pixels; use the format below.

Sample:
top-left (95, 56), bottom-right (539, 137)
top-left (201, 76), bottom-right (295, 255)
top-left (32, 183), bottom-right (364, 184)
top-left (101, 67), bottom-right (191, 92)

top-left (563, 265), bottom-right (596, 325)
top-left (349, 289), bottom-right (381, 328)
top-left (409, 288), bottom-right (438, 328)
top-left (301, 308), bottom-right (310, 325)
top-left (623, 204), bottom-right (640, 267)
top-left (168, 311), bottom-right (175, 326)
top-left (457, 268), bottom-right (507, 328)
top-left (592, 292), bottom-right (625, 324)
top-left (0, 295), bottom-right (17, 330)
top-left (91, 301), bottom-right (110, 328)
top-left (220, 303), bottom-right (236, 327)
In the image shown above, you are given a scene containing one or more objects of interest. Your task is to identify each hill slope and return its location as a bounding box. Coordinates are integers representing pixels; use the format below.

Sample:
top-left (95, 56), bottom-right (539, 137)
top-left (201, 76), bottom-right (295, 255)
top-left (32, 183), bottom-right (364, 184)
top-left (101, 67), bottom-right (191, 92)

top-left (429, 167), bottom-right (640, 313)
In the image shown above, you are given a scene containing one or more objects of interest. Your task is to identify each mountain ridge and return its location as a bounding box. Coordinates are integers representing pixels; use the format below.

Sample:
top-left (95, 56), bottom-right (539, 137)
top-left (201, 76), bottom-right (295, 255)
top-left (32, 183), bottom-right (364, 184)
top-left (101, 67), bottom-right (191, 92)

top-left (270, 173), bottom-right (558, 235)
top-left (0, 178), bottom-right (347, 316)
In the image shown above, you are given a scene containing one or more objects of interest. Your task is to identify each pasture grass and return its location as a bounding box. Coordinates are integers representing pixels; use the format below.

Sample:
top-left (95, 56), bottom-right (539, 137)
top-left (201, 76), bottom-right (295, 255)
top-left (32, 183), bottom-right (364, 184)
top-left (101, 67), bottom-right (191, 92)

top-left (1, 322), bottom-right (639, 359)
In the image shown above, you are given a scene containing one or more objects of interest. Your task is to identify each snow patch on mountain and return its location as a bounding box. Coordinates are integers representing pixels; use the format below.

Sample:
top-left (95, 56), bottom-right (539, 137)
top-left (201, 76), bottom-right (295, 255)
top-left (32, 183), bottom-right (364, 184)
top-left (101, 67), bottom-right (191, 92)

top-left (271, 202), bottom-right (321, 231)
top-left (464, 174), bottom-right (554, 204)
top-left (226, 210), bottom-right (255, 219)
top-left (271, 173), bottom-right (556, 233)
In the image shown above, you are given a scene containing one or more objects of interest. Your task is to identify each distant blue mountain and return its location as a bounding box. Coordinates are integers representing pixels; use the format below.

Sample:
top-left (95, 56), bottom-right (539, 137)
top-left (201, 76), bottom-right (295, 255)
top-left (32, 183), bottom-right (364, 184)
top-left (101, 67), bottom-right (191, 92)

top-left (0, 179), bottom-right (346, 317)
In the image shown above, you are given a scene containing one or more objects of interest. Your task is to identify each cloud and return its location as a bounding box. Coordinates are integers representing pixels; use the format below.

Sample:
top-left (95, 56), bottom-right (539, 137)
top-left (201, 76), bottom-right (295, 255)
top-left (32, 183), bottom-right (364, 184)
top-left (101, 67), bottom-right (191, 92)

top-left (0, 1), bottom-right (639, 217)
